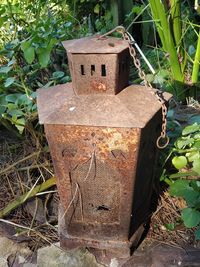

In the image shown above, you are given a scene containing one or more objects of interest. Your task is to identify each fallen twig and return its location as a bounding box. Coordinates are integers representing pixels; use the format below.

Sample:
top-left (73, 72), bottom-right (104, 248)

top-left (0, 151), bottom-right (40, 176)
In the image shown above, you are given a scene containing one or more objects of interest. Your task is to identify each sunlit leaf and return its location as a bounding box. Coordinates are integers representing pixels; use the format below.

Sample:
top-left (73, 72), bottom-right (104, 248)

top-left (182, 123), bottom-right (200, 136)
top-left (192, 158), bottom-right (200, 175)
top-left (0, 66), bottom-right (12, 74)
top-left (4, 77), bottom-right (15, 87)
top-left (172, 156), bottom-right (187, 169)
top-left (24, 46), bottom-right (35, 64)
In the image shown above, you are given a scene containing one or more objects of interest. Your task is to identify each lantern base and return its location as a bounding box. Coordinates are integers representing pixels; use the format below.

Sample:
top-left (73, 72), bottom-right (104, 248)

top-left (59, 207), bottom-right (145, 266)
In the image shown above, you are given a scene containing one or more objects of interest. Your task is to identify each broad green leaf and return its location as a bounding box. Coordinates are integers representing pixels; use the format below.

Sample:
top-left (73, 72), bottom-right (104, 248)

top-left (194, 140), bottom-right (200, 148)
top-left (8, 109), bottom-right (24, 117)
top-left (172, 156), bottom-right (187, 169)
top-left (52, 71), bottom-right (64, 79)
top-left (94, 3), bottom-right (100, 14)
top-left (176, 138), bottom-right (194, 149)
top-left (169, 179), bottom-right (190, 196)
top-left (0, 106), bottom-right (6, 115)
top-left (195, 227), bottom-right (200, 240)
top-left (192, 158), bottom-right (200, 175)
top-left (24, 46), bottom-right (35, 64)
top-left (16, 94), bottom-right (32, 106)
top-left (0, 95), bottom-right (7, 105)
top-left (21, 40), bottom-right (31, 52)
top-left (6, 94), bottom-right (21, 103)
top-left (194, 133), bottom-right (200, 139)
top-left (184, 190), bottom-right (200, 207)
top-left (7, 103), bottom-right (17, 110)
top-left (182, 123), bottom-right (200, 136)
top-left (37, 48), bottom-right (51, 68)
top-left (190, 181), bottom-right (200, 192)
top-left (0, 66), bottom-right (12, 73)
top-left (4, 77), bottom-right (15, 87)
top-left (60, 76), bottom-right (71, 83)
top-left (181, 208), bottom-right (200, 228)
top-left (186, 151), bottom-right (199, 162)
top-left (170, 180), bottom-right (199, 206)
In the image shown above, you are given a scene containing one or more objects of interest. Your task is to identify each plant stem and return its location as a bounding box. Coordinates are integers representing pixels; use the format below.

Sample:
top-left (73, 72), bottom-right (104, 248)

top-left (192, 30), bottom-right (200, 83)
top-left (170, 0), bottom-right (185, 71)
top-left (0, 177), bottom-right (56, 218)
top-left (149, 0), bottom-right (184, 98)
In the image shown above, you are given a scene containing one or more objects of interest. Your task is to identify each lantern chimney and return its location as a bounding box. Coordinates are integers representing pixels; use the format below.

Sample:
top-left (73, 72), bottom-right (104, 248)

top-left (62, 36), bottom-right (130, 95)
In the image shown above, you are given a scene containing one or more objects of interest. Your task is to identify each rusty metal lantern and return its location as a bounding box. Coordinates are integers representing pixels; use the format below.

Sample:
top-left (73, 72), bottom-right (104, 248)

top-left (37, 36), bottom-right (170, 265)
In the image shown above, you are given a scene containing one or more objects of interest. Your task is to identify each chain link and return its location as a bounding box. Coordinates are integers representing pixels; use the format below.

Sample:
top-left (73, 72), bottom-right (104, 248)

top-left (99, 26), bottom-right (169, 149)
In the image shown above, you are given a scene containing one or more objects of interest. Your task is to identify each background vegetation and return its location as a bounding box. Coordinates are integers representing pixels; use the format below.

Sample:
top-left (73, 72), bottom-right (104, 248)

top-left (1, 0), bottom-right (200, 240)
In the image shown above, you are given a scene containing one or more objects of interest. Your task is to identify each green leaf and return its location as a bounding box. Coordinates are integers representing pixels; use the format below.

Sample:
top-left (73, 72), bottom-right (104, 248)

top-left (192, 158), bottom-right (200, 175)
top-left (172, 156), bottom-right (187, 169)
top-left (165, 223), bottom-right (175, 231)
top-left (0, 66), bottom-right (12, 74)
top-left (181, 208), bottom-right (200, 228)
top-left (52, 71), bottom-right (64, 79)
top-left (7, 58), bottom-right (16, 67)
top-left (169, 179), bottom-right (190, 196)
top-left (182, 123), bottom-right (200, 136)
top-left (21, 40), bottom-right (31, 52)
top-left (5, 94), bottom-right (21, 103)
top-left (7, 103), bottom-right (17, 110)
top-left (195, 227), bottom-right (200, 240)
top-left (176, 138), bottom-right (194, 149)
top-left (189, 115), bottom-right (200, 125)
top-left (24, 46), bottom-right (35, 64)
top-left (184, 190), bottom-right (200, 207)
top-left (4, 77), bottom-right (15, 87)
top-left (186, 151), bottom-right (200, 162)
top-left (8, 109), bottom-right (24, 117)
top-left (37, 48), bottom-right (51, 68)
top-left (15, 118), bottom-right (25, 134)
top-left (194, 140), bottom-right (200, 148)
top-left (94, 3), bottom-right (100, 14)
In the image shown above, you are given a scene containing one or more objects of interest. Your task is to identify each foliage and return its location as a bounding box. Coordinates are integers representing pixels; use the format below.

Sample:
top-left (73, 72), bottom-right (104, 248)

top-left (163, 123), bottom-right (200, 239)
top-left (0, 0), bottom-right (110, 135)
top-left (148, 0), bottom-right (200, 100)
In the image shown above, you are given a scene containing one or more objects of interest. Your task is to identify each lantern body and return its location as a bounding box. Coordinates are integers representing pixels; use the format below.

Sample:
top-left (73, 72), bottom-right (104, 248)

top-left (37, 36), bottom-right (171, 264)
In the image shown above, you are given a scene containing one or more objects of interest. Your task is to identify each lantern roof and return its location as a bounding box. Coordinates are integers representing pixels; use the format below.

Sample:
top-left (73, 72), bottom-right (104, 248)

top-left (37, 83), bottom-right (171, 129)
top-left (62, 36), bottom-right (129, 54)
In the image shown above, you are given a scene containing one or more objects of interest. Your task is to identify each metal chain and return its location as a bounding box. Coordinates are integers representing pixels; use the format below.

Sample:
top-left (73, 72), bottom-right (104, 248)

top-left (99, 26), bottom-right (169, 149)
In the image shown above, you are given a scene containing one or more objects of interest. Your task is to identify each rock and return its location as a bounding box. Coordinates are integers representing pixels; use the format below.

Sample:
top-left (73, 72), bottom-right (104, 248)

top-left (0, 258), bottom-right (7, 267)
top-left (0, 237), bottom-right (31, 258)
top-left (0, 236), bottom-right (32, 267)
top-left (37, 243), bottom-right (104, 267)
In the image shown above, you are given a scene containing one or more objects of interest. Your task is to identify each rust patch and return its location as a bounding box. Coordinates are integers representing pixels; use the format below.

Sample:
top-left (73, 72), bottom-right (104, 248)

top-left (91, 80), bottom-right (107, 92)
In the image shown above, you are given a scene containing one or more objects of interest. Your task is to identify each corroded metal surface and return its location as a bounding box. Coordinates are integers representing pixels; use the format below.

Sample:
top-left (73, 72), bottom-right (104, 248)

top-left (62, 36), bottom-right (129, 54)
top-left (45, 125), bottom-right (141, 240)
top-left (37, 83), bottom-right (171, 128)
top-left (37, 34), bottom-right (171, 264)
top-left (63, 36), bottom-right (130, 95)
top-left (68, 51), bottom-right (130, 94)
